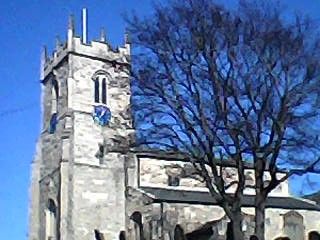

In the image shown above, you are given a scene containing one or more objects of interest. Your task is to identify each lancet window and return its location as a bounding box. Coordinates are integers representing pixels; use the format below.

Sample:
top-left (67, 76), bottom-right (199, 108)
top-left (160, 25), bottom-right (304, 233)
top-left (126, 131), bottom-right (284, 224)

top-left (92, 70), bottom-right (108, 105)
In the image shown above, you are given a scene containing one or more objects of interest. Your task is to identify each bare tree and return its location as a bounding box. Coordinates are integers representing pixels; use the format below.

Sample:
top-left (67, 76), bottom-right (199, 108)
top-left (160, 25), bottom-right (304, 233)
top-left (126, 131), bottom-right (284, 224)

top-left (127, 0), bottom-right (320, 239)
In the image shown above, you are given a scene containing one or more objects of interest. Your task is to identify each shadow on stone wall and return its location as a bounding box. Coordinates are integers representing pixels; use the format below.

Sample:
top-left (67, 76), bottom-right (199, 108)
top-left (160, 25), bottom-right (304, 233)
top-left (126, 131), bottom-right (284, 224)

top-left (109, 227), bottom-right (320, 240)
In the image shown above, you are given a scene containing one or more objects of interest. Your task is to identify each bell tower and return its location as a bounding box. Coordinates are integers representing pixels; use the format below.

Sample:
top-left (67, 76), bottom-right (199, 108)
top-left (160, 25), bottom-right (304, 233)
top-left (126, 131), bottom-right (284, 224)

top-left (29, 9), bottom-right (132, 240)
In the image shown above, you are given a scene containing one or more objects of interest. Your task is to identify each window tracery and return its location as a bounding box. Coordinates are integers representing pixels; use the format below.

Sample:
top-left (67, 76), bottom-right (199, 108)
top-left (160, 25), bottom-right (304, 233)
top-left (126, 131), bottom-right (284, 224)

top-left (51, 79), bottom-right (59, 114)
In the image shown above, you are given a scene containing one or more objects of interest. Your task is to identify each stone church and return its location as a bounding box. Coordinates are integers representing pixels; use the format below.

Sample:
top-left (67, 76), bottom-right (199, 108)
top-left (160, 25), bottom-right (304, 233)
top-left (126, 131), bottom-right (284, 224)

top-left (28, 10), bottom-right (320, 240)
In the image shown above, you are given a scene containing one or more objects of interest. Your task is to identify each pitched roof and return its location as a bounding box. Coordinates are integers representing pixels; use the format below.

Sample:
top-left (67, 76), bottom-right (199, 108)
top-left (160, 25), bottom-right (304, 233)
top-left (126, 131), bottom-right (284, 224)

top-left (134, 149), bottom-right (255, 169)
top-left (304, 191), bottom-right (320, 204)
top-left (133, 149), bottom-right (287, 172)
top-left (140, 187), bottom-right (320, 211)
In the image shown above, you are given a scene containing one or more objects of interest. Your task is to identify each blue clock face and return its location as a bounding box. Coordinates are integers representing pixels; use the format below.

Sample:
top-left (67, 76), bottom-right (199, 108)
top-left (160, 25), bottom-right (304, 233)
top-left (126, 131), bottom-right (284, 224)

top-left (93, 105), bottom-right (111, 126)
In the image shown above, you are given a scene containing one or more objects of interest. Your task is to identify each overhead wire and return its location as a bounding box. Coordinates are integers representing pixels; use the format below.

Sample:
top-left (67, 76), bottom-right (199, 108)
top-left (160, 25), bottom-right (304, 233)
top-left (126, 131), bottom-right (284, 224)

top-left (0, 101), bottom-right (38, 118)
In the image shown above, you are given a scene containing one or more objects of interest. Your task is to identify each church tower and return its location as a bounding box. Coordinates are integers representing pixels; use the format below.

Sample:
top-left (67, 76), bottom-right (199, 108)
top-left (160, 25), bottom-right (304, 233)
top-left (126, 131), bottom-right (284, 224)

top-left (29, 9), bottom-right (132, 240)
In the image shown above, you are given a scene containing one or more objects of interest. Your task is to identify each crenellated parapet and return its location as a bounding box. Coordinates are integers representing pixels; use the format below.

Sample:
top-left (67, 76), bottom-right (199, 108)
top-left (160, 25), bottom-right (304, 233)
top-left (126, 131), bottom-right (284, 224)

top-left (41, 10), bottom-right (130, 81)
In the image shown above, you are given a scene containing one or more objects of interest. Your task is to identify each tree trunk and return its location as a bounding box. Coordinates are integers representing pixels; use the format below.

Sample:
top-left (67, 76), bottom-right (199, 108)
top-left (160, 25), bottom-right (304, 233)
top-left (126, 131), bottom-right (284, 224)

top-left (255, 196), bottom-right (266, 240)
top-left (228, 212), bottom-right (244, 240)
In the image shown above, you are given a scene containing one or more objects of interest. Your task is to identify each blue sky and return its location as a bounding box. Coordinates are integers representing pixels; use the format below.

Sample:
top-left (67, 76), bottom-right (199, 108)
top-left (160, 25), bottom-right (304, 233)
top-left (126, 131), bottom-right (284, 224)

top-left (0, 0), bottom-right (320, 239)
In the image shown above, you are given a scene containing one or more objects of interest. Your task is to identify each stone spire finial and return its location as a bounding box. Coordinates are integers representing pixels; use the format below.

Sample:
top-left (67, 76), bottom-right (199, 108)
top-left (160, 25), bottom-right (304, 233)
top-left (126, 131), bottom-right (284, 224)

top-left (55, 36), bottom-right (61, 49)
top-left (41, 45), bottom-right (47, 60)
top-left (68, 14), bottom-right (75, 33)
top-left (100, 27), bottom-right (106, 42)
top-left (40, 46), bottom-right (47, 80)
top-left (124, 29), bottom-right (131, 44)
top-left (67, 14), bottom-right (74, 49)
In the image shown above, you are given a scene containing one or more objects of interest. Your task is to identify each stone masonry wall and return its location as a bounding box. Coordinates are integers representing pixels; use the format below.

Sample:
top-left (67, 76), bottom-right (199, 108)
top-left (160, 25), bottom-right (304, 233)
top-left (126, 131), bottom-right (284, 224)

top-left (69, 111), bottom-right (129, 240)
top-left (66, 39), bottom-right (131, 240)
top-left (36, 58), bottom-right (71, 240)
top-left (28, 140), bottom-right (41, 240)
top-left (126, 156), bottom-right (295, 240)
top-left (138, 157), bottom-right (289, 196)
top-left (71, 161), bottom-right (126, 240)
top-left (125, 188), bottom-right (247, 240)
top-left (126, 188), bottom-right (320, 240)
top-left (42, 59), bottom-right (69, 133)
top-left (39, 171), bottom-right (61, 240)
top-left (41, 59), bottom-right (69, 176)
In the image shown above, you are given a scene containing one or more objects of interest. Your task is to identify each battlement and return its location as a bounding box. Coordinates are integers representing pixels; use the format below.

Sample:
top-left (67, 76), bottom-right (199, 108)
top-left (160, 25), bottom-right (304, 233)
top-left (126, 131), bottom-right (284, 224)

top-left (41, 9), bottom-right (130, 80)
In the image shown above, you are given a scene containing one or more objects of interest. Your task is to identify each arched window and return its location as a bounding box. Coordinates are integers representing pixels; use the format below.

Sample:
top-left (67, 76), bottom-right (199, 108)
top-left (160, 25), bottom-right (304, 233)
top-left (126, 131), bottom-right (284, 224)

top-left (130, 211), bottom-right (143, 240)
top-left (46, 199), bottom-right (57, 240)
top-left (308, 231), bottom-right (320, 240)
top-left (49, 79), bottom-right (59, 134)
top-left (168, 175), bottom-right (180, 186)
top-left (51, 79), bottom-right (59, 114)
top-left (92, 71), bottom-right (108, 105)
